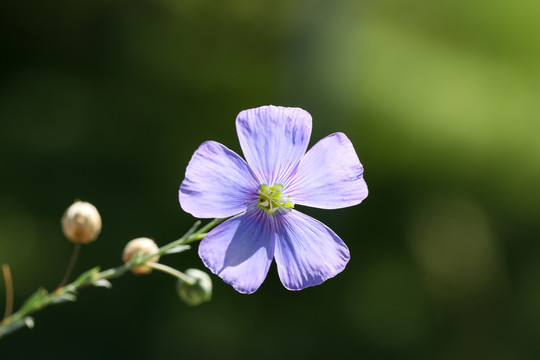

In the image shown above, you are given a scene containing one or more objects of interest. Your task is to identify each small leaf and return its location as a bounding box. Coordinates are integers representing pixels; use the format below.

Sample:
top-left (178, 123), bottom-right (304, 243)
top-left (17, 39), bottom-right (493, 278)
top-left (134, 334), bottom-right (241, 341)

top-left (93, 279), bottom-right (112, 289)
top-left (61, 285), bottom-right (78, 295)
top-left (51, 293), bottom-right (77, 304)
top-left (19, 288), bottom-right (48, 313)
top-left (24, 317), bottom-right (35, 329)
top-left (73, 267), bottom-right (100, 286)
top-left (0, 319), bottom-right (29, 337)
top-left (127, 250), bottom-right (144, 266)
top-left (163, 245), bottom-right (191, 255)
top-left (182, 220), bottom-right (201, 240)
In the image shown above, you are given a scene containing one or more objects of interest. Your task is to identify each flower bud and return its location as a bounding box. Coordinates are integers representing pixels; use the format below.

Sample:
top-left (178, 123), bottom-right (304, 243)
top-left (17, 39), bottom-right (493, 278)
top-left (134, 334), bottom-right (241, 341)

top-left (176, 268), bottom-right (212, 306)
top-left (122, 237), bottom-right (160, 275)
top-left (61, 201), bottom-right (102, 244)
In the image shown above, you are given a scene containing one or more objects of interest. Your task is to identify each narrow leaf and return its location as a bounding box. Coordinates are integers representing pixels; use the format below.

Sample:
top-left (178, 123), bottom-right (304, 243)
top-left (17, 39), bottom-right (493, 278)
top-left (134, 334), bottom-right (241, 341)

top-left (73, 267), bottom-right (100, 286)
top-left (182, 221), bottom-right (201, 240)
top-left (163, 245), bottom-right (191, 255)
top-left (51, 293), bottom-right (77, 304)
top-left (24, 317), bottom-right (35, 329)
top-left (93, 279), bottom-right (113, 289)
top-left (19, 288), bottom-right (48, 313)
top-left (0, 319), bottom-right (27, 337)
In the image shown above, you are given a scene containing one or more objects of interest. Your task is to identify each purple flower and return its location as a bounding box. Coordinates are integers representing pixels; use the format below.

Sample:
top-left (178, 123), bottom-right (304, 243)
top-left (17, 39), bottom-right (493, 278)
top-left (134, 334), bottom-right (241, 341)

top-left (179, 106), bottom-right (368, 293)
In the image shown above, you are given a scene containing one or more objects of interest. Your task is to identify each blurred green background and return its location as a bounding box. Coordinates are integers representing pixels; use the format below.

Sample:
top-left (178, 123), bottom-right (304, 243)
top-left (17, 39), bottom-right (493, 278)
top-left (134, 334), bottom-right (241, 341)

top-left (1, 0), bottom-right (539, 359)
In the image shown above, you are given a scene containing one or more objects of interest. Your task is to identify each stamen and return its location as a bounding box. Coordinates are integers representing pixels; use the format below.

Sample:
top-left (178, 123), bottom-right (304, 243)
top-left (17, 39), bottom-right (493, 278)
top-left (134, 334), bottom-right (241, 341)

top-left (257, 184), bottom-right (294, 214)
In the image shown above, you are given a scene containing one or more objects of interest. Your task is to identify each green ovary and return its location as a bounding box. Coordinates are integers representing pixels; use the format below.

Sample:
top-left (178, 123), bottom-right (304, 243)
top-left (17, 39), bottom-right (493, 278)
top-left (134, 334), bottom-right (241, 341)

top-left (257, 184), bottom-right (294, 214)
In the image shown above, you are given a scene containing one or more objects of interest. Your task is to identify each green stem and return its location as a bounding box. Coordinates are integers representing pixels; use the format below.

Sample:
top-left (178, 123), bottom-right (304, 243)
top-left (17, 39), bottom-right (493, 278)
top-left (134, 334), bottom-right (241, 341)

top-left (146, 263), bottom-right (194, 285)
top-left (0, 218), bottom-right (224, 339)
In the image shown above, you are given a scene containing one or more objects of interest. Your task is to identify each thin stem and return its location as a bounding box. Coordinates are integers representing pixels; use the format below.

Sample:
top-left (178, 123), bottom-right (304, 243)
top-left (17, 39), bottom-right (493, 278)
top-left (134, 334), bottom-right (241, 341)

top-left (176, 217), bottom-right (226, 245)
top-left (196, 217), bottom-right (226, 236)
top-left (2, 264), bottom-right (13, 321)
top-left (56, 243), bottom-right (82, 290)
top-left (146, 263), bottom-right (194, 285)
top-left (0, 218), bottom-right (224, 339)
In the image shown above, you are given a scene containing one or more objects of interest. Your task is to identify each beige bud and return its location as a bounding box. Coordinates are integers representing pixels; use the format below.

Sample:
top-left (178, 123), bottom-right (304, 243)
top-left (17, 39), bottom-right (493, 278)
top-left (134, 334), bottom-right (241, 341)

top-left (122, 237), bottom-right (160, 275)
top-left (61, 201), bottom-right (102, 244)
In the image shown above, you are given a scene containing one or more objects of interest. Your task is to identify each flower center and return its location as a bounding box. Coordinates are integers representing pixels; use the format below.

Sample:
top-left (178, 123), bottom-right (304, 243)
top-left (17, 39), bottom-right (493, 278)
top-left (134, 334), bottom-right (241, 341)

top-left (257, 184), bottom-right (294, 214)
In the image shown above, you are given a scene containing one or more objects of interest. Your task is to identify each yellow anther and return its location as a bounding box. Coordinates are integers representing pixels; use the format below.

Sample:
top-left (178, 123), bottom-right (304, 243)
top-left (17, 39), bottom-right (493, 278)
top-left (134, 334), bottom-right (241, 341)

top-left (257, 184), bottom-right (294, 214)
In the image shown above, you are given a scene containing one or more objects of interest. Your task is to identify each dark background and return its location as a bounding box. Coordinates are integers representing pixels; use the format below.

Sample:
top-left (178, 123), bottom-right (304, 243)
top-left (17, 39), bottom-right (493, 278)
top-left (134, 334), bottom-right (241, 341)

top-left (1, 0), bottom-right (540, 359)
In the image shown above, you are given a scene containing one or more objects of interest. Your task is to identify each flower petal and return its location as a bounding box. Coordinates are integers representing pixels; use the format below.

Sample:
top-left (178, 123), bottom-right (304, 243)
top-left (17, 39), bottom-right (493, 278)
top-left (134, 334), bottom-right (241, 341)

top-left (273, 210), bottom-right (350, 290)
top-left (236, 106), bottom-right (312, 185)
top-left (198, 209), bottom-right (275, 294)
top-left (286, 132), bottom-right (368, 209)
top-left (179, 141), bottom-right (259, 218)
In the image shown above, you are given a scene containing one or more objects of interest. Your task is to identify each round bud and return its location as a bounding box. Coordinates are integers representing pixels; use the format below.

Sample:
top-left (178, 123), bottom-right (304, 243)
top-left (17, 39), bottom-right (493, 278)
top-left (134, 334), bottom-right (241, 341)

top-left (61, 201), bottom-right (102, 244)
top-left (176, 268), bottom-right (212, 306)
top-left (122, 237), bottom-right (160, 275)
